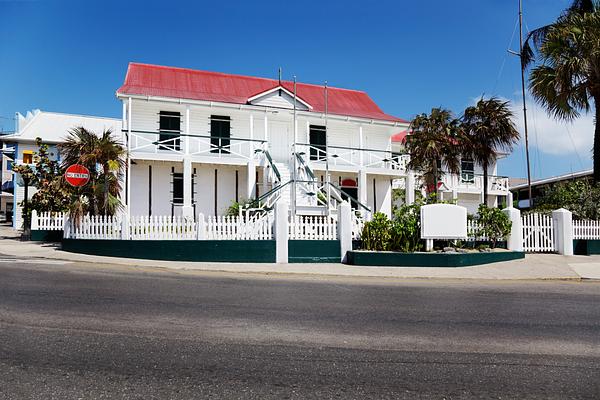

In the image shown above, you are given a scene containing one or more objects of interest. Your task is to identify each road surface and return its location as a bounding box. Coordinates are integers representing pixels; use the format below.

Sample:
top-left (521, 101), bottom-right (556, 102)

top-left (0, 256), bottom-right (599, 399)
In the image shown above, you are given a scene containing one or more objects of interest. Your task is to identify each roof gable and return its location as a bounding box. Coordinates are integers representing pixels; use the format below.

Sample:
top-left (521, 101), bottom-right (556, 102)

top-left (248, 86), bottom-right (311, 111)
top-left (117, 63), bottom-right (407, 123)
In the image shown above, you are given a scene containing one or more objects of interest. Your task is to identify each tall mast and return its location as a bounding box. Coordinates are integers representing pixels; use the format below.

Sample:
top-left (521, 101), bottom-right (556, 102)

top-left (324, 81), bottom-right (330, 214)
top-left (519, 0), bottom-right (533, 207)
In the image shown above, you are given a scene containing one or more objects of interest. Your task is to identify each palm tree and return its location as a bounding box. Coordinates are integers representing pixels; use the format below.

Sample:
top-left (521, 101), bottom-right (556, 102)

top-left (462, 97), bottom-right (519, 206)
top-left (523, 0), bottom-right (600, 181)
top-left (405, 108), bottom-right (462, 199)
top-left (58, 127), bottom-right (126, 216)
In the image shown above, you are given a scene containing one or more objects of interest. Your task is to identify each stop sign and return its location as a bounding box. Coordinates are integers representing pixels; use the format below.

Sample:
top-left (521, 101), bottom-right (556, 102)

top-left (64, 164), bottom-right (90, 187)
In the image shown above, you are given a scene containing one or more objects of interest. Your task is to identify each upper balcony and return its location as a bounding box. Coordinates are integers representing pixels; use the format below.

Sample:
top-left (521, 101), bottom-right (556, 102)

top-left (297, 143), bottom-right (409, 176)
top-left (126, 129), bottom-right (409, 175)
top-left (441, 173), bottom-right (509, 195)
top-left (126, 129), bottom-right (266, 165)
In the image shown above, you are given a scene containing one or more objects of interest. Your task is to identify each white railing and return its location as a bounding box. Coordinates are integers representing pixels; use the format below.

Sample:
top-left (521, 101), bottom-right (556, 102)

top-left (289, 215), bottom-right (337, 240)
top-left (31, 210), bottom-right (65, 231)
top-left (70, 215), bottom-right (122, 240)
top-left (573, 219), bottom-right (600, 240)
top-left (206, 213), bottom-right (273, 240)
top-left (129, 130), bottom-right (266, 161)
top-left (522, 213), bottom-right (555, 253)
top-left (298, 143), bottom-right (409, 172)
top-left (441, 174), bottom-right (509, 193)
top-left (130, 215), bottom-right (196, 240)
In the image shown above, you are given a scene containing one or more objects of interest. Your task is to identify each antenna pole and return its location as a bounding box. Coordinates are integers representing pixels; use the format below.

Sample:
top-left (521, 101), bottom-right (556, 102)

top-left (325, 81), bottom-right (330, 215)
top-left (519, 0), bottom-right (533, 207)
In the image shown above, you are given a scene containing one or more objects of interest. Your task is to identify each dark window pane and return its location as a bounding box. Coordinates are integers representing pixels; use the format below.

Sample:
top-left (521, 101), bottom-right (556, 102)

top-left (172, 173), bottom-right (183, 204)
top-left (309, 125), bottom-right (326, 161)
top-left (461, 159), bottom-right (475, 183)
top-left (210, 115), bottom-right (230, 154)
top-left (159, 111), bottom-right (181, 151)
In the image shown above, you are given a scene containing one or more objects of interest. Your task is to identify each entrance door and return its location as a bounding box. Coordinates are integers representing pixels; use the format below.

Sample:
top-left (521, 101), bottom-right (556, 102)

top-left (269, 122), bottom-right (291, 163)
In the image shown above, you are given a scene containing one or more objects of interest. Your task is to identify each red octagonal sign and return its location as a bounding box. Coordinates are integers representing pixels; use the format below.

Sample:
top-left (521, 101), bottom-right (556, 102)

top-left (64, 164), bottom-right (90, 187)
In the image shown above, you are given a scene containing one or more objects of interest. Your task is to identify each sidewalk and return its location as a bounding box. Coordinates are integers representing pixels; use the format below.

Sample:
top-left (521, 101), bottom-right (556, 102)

top-left (0, 226), bottom-right (598, 280)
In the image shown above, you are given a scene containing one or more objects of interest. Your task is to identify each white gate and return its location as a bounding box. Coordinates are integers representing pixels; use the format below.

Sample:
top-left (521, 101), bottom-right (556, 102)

top-left (522, 213), bottom-right (556, 253)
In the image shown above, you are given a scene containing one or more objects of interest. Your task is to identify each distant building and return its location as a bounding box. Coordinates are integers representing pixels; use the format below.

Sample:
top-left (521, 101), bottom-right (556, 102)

top-left (509, 169), bottom-right (593, 209)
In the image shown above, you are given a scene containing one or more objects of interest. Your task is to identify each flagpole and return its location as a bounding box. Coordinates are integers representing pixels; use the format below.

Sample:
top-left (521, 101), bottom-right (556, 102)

top-left (324, 81), bottom-right (330, 215)
top-left (519, 0), bottom-right (533, 207)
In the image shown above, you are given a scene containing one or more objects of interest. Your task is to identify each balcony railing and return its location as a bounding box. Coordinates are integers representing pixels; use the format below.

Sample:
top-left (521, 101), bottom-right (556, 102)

top-left (126, 130), bottom-right (267, 161)
top-left (296, 143), bottom-right (409, 172)
top-left (441, 173), bottom-right (509, 193)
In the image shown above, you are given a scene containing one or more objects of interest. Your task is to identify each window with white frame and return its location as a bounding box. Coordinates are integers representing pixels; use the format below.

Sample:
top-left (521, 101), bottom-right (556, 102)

top-left (159, 111), bottom-right (181, 151)
top-left (461, 158), bottom-right (475, 183)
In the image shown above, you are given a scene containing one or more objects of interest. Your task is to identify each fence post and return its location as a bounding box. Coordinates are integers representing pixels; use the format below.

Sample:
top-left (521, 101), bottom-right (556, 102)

top-left (31, 210), bottom-right (39, 230)
top-left (338, 201), bottom-right (352, 263)
top-left (63, 213), bottom-right (71, 239)
top-left (552, 208), bottom-right (573, 256)
top-left (120, 213), bottom-right (130, 240)
top-left (197, 213), bottom-right (206, 240)
top-left (502, 206), bottom-right (523, 252)
top-left (274, 201), bottom-right (288, 263)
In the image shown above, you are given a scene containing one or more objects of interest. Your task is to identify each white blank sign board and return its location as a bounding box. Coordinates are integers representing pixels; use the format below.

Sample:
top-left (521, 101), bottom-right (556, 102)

top-left (420, 204), bottom-right (468, 239)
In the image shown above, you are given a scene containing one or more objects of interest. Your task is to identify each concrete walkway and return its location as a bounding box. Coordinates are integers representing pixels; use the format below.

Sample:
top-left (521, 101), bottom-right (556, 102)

top-left (0, 226), bottom-right (598, 280)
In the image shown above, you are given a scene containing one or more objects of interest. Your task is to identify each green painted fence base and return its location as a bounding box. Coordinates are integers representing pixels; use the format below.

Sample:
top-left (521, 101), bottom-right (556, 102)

top-left (31, 230), bottom-right (63, 242)
top-left (288, 240), bottom-right (340, 263)
top-left (62, 239), bottom-right (276, 263)
top-left (346, 250), bottom-right (525, 267)
top-left (573, 239), bottom-right (600, 256)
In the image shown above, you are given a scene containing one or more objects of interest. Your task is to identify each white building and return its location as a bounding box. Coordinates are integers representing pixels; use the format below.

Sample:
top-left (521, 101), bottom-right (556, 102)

top-left (117, 63), bottom-right (411, 219)
top-left (1, 110), bottom-right (121, 228)
top-left (5, 63), bottom-right (510, 229)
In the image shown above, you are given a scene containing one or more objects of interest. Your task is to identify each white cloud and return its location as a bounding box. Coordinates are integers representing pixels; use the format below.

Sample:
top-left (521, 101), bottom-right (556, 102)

top-left (512, 100), bottom-right (594, 157)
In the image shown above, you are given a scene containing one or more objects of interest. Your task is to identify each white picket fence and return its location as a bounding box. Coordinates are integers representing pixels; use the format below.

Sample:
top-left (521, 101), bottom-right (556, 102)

top-left (70, 215), bottom-right (122, 240)
top-left (522, 213), bottom-right (555, 252)
top-left (31, 210), bottom-right (65, 231)
top-left (130, 215), bottom-right (196, 240)
top-left (466, 219), bottom-right (487, 241)
top-left (572, 219), bottom-right (600, 240)
top-left (289, 215), bottom-right (338, 240)
top-left (206, 213), bottom-right (273, 240)
top-left (66, 212), bottom-right (275, 240)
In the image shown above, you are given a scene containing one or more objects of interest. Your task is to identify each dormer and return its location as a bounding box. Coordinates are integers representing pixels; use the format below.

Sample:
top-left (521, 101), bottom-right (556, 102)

top-left (247, 86), bottom-right (312, 111)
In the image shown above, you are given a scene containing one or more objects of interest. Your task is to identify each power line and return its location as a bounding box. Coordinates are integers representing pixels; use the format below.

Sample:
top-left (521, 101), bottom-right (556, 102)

top-left (492, 15), bottom-right (520, 94)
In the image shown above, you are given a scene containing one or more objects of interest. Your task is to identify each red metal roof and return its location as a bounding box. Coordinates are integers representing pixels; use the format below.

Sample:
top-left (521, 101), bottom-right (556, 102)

top-left (117, 63), bottom-right (407, 123)
top-left (391, 130), bottom-right (409, 143)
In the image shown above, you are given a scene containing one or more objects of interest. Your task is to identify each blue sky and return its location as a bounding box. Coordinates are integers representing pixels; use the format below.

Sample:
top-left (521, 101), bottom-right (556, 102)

top-left (0, 0), bottom-right (591, 179)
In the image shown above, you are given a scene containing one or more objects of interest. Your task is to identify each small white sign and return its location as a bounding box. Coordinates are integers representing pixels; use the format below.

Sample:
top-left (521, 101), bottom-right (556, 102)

top-left (421, 204), bottom-right (467, 239)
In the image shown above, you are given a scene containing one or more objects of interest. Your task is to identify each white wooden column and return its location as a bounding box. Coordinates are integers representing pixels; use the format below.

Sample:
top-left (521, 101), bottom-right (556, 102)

top-left (126, 97), bottom-right (132, 217)
top-left (358, 126), bottom-right (364, 167)
top-left (405, 172), bottom-right (415, 205)
top-left (247, 159), bottom-right (256, 199)
top-left (358, 169), bottom-right (367, 206)
top-left (182, 106), bottom-right (193, 218)
top-left (249, 113), bottom-right (254, 158)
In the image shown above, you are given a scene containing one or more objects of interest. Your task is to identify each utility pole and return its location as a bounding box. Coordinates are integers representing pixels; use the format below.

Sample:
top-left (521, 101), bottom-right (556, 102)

top-left (519, 0), bottom-right (533, 207)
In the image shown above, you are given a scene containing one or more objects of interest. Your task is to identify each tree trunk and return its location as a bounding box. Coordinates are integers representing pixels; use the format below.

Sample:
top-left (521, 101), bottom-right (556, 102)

top-left (433, 160), bottom-right (439, 202)
top-left (594, 99), bottom-right (600, 183)
top-left (483, 161), bottom-right (489, 207)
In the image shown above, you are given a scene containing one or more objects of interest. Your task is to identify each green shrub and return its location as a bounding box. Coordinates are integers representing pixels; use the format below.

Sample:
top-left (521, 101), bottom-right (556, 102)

top-left (361, 212), bottom-right (392, 251)
top-left (226, 199), bottom-right (260, 216)
top-left (389, 203), bottom-right (422, 252)
top-left (474, 204), bottom-right (511, 248)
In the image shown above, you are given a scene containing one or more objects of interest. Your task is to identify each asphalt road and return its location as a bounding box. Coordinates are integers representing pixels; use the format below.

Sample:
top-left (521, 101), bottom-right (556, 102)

top-left (0, 257), bottom-right (599, 399)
